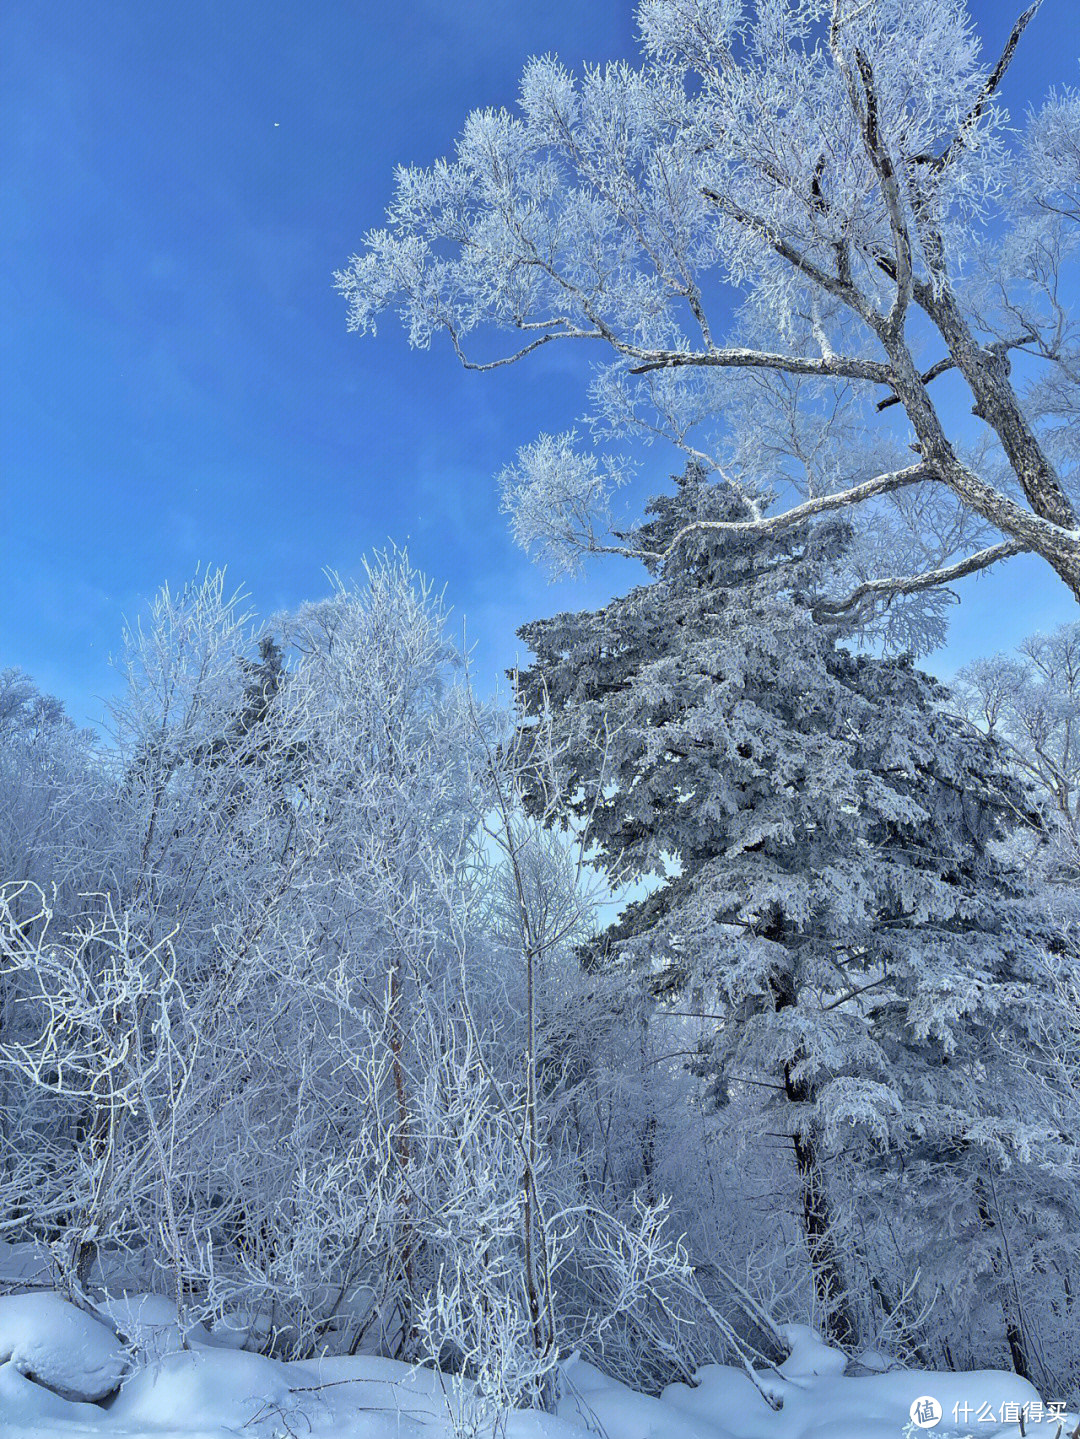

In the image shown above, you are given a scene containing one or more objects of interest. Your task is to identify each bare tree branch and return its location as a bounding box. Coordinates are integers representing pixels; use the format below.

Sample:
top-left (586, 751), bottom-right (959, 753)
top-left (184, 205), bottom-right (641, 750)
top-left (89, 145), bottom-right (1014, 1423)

top-left (628, 345), bottom-right (892, 383)
top-left (913, 2), bottom-right (1044, 172)
top-left (444, 321), bottom-right (605, 372)
top-left (701, 187), bottom-right (877, 320)
top-left (852, 47), bottom-right (914, 330)
top-left (875, 332), bottom-right (1036, 410)
top-left (626, 464), bottom-right (934, 563)
top-left (814, 538), bottom-right (1026, 621)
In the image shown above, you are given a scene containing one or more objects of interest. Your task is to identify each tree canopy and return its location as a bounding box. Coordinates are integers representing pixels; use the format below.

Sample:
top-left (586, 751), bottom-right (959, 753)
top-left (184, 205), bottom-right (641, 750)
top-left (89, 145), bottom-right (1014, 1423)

top-left (339, 0), bottom-right (1080, 641)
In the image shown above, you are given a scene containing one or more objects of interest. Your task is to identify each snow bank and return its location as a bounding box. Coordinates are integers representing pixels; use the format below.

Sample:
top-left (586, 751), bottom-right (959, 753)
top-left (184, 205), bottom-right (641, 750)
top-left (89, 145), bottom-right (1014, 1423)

top-left (0, 1297), bottom-right (1075, 1439)
top-left (0, 1361), bottom-right (114, 1432)
top-left (0, 1291), bottom-right (128, 1402)
top-left (661, 1355), bottom-right (1048, 1439)
top-left (109, 1347), bottom-right (296, 1429)
top-left (112, 1348), bottom-right (586, 1439)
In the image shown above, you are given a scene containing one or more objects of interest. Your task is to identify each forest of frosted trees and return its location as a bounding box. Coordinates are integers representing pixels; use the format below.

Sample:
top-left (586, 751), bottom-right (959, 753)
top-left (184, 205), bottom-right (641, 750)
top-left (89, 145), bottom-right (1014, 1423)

top-left (3, 0), bottom-right (1080, 1430)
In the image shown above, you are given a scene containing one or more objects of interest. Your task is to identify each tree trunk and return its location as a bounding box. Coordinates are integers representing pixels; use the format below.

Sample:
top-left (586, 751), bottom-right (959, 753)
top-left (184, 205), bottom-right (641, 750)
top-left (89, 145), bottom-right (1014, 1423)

top-left (881, 321), bottom-right (1080, 606)
top-left (783, 1065), bottom-right (858, 1350)
top-left (638, 1013), bottom-right (659, 1206)
top-left (72, 1089), bottom-right (113, 1291)
top-left (974, 1172), bottom-right (1034, 1384)
top-left (772, 969), bottom-right (859, 1351)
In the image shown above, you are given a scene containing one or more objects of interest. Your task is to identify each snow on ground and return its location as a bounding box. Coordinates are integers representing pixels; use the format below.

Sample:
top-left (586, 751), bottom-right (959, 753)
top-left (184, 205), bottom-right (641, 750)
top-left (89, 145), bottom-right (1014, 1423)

top-left (0, 1243), bottom-right (55, 1291)
top-left (0, 1294), bottom-right (1076, 1439)
top-left (0, 1293), bottom-right (128, 1402)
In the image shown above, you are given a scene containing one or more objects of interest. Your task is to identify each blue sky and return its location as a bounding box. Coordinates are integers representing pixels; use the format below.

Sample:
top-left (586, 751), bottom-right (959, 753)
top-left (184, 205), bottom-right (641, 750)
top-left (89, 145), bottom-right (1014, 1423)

top-left (2, 0), bottom-right (1077, 729)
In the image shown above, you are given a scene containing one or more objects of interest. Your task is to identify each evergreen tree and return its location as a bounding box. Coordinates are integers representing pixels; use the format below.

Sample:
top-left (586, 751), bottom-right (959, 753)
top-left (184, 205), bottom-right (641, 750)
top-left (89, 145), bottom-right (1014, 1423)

top-left (512, 465), bottom-right (1076, 1369)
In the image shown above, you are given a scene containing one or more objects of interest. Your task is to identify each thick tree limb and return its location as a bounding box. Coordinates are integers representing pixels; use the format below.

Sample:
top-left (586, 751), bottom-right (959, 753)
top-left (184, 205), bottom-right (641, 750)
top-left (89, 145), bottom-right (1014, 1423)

top-left (813, 539), bottom-right (1027, 621)
top-left (648, 464), bottom-right (934, 560)
top-left (852, 47), bottom-right (913, 330)
top-left (890, 280), bottom-right (1079, 537)
top-left (628, 346), bottom-right (892, 384)
top-left (876, 356), bottom-right (957, 410)
top-left (875, 333), bottom-right (1035, 410)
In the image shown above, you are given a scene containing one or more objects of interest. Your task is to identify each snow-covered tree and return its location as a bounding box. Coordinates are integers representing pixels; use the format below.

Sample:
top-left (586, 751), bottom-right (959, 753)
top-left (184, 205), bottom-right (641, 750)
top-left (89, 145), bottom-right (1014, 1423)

top-left (2, 559), bottom-right (778, 1404)
top-left (510, 463), bottom-right (1078, 1376)
top-left (0, 670), bottom-right (104, 899)
top-left (953, 622), bottom-right (1080, 878)
top-left (0, 676), bottom-right (107, 1277)
top-left (338, 0), bottom-right (1080, 636)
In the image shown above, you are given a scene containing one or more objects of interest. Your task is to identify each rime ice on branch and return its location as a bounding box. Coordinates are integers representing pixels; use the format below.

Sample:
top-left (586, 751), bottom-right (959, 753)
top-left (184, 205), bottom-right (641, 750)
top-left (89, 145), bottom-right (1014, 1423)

top-left (339, 0), bottom-right (1080, 629)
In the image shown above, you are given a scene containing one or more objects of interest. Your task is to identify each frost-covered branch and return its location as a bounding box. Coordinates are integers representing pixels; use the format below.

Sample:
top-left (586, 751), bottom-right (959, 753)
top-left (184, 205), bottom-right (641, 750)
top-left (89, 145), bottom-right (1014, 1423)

top-left (813, 538), bottom-right (1026, 623)
top-left (341, 0), bottom-right (1080, 603)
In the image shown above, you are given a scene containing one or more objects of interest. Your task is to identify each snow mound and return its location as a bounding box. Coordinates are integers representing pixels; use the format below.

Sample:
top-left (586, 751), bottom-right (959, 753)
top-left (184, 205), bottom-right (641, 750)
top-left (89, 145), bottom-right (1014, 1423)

top-left (0, 1292), bottom-right (128, 1402)
top-left (0, 1360), bottom-right (115, 1431)
top-left (660, 1363), bottom-right (774, 1430)
top-left (681, 1361), bottom-right (1045, 1438)
top-left (564, 1356), bottom-right (737, 1439)
top-left (109, 1347), bottom-right (296, 1432)
top-left (775, 1324), bottom-right (848, 1380)
top-left (851, 1348), bottom-right (893, 1373)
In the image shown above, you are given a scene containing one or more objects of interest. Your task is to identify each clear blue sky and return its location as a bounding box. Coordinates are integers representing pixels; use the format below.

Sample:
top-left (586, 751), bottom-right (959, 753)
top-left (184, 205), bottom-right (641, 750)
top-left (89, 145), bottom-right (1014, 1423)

top-left (2, 0), bottom-right (1076, 728)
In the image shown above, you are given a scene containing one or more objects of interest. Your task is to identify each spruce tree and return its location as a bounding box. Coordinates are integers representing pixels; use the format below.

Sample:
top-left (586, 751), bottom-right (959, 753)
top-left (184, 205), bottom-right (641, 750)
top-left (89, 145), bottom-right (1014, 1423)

top-left (512, 464), bottom-right (1074, 1365)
